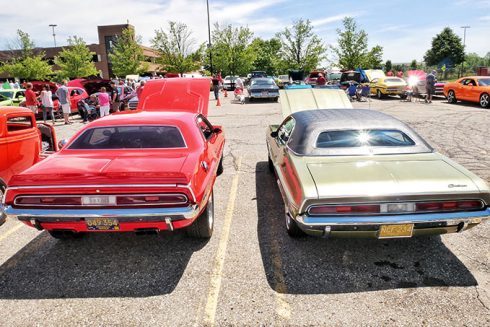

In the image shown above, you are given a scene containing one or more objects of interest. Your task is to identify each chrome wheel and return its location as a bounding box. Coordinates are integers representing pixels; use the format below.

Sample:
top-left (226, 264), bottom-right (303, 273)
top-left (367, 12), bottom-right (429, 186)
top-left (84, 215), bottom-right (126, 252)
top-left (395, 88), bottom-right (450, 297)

top-left (448, 90), bottom-right (456, 103)
top-left (480, 93), bottom-right (489, 108)
top-left (377, 89), bottom-right (382, 99)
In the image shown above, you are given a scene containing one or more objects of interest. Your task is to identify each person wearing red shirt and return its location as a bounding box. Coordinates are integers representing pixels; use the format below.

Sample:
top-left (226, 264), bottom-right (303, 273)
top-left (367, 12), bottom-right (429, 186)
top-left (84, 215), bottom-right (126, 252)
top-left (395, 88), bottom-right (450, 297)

top-left (25, 82), bottom-right (39, 114)
top-left (316, 73), bottom-right (327, 86)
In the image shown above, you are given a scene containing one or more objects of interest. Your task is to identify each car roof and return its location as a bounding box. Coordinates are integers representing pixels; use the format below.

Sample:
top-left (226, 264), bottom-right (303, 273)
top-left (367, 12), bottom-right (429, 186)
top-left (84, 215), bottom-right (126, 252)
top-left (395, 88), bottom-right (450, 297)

top-left (0, 106), bottom-right (32, 116)
top-left (287, 109), bottom-right (433, 156)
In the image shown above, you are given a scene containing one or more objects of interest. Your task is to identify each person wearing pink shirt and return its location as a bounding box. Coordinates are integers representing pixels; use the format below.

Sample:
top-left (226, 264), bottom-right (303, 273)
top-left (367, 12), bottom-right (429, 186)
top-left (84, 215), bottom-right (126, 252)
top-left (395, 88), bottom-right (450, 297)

top-left (98, 87), bottom-right (111, 117)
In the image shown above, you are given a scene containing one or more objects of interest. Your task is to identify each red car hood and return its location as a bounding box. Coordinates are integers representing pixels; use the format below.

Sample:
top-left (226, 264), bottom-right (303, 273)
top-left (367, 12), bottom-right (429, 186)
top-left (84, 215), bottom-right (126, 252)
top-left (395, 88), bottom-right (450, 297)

top-left (137, 78), bottom-right (210, 116)
top-left (9, 152), bottom-right (192, 187)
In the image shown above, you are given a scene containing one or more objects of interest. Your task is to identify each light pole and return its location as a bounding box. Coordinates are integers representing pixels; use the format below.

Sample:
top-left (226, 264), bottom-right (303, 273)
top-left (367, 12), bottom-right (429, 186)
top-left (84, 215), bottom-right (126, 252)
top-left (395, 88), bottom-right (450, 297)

top-left (49, 24), bottom-right (57, 47)
top-left (206, 0), bottom-right (213, 74)
top-left (460, 25), bottom-right (470, 77)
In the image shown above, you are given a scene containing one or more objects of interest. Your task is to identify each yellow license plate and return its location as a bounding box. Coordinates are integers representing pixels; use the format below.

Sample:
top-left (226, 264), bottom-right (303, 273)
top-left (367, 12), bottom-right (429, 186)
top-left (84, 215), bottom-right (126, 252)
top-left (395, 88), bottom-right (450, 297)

top-left (86, 217), bottom-right (120, 231)
top-left (378, 224), bottom-right (413, 239)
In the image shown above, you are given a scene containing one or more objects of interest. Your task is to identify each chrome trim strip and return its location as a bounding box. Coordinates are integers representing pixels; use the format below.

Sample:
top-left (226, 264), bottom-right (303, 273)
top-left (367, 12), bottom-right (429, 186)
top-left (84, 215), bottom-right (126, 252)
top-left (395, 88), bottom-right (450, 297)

top-left (7, 184), bottom-right (178, 190)
top-left (13, 193), bottom-right (189, 207)
top-left (296, 208), bottom-right (490, 226)
top-left (5, 204), bottom-right (200, 220)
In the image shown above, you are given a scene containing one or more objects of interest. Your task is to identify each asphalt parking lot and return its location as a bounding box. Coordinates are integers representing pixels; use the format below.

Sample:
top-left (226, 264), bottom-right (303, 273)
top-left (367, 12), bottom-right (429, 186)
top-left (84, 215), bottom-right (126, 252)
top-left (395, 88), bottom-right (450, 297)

top-left (0, 94), bottom-right (489, 326)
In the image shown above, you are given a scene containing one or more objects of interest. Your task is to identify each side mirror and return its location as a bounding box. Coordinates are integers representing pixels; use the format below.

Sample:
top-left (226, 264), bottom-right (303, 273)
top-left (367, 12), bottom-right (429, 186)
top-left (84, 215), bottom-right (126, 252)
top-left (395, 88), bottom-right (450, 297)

top-left (213, 127), bottom-right (222, 134)
top-left (58, 139), bottom-right (69, 149)
top-left (270, 130), bottom-right (278, 138)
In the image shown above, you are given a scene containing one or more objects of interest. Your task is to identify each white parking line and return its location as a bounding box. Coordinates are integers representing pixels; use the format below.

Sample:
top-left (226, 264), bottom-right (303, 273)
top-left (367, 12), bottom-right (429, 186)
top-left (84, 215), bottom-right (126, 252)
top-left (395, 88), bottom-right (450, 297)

top-left (0, 222), bottom-right (24, 243)
top-left (202, 156), bottom-right (242, 327)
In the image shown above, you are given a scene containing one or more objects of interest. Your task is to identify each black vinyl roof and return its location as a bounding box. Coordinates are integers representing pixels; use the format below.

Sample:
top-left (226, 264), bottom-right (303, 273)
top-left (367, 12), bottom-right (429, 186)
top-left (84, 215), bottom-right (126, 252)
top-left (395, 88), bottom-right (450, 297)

top-left (287, 109), bottom-right (433, 156)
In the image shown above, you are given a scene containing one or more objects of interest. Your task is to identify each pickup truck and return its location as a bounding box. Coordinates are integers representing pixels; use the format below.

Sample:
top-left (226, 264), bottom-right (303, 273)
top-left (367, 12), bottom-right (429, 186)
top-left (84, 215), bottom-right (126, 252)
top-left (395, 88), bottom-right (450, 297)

top-left (0, 106), bottom-right (57, 226)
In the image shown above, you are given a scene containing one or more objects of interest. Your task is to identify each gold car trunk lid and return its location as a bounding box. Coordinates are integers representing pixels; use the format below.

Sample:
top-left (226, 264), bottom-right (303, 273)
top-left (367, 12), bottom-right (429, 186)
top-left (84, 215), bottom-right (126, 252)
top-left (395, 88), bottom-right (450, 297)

top-left (306, 159), bottom-right (480, 199)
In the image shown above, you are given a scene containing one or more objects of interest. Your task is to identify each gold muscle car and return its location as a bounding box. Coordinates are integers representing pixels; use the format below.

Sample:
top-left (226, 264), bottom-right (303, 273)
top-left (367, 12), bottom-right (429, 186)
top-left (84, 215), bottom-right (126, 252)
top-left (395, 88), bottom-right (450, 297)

top-left (266, 107), bottom-right (489, 239)
top-left (370, 77), bottom-right (408, 99)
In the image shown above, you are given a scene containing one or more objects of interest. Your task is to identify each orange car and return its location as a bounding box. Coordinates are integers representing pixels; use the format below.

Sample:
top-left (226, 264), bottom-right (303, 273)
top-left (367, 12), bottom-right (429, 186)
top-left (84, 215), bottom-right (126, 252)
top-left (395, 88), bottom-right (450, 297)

top-left (443, 76), bottom-right (490, 108)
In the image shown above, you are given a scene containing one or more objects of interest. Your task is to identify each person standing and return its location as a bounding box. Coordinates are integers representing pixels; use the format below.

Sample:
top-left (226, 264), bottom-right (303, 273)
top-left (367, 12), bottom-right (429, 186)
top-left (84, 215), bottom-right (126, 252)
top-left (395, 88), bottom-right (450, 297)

top-left (2, 80), bottom-right (11, 89)
top-left (40, 84), bottom-right (55, 124)
top-left (212, 74), bottom-right (220, 100)
top-left (55, 80), bottom-right (72, 124)
top-left (109, 81), bottom-right (120, 113)
top-left (136, 80), bottom-right (145, 99)
top-left (425, 70), bottom-right (436, 103)
top-left (25, 83), bottom-right (39, 114)
top-left (98, 87), bottom-right (111, 117)
top-left (316, 73), bottom-right (326, 86)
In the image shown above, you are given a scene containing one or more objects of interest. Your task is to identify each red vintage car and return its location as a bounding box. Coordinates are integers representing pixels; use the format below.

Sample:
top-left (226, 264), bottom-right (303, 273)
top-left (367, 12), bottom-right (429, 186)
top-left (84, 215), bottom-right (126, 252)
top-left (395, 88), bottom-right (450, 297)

top-left (3, 78), bottom-right (225, 239)
top-left (0, 106), bottom-right (57, 225)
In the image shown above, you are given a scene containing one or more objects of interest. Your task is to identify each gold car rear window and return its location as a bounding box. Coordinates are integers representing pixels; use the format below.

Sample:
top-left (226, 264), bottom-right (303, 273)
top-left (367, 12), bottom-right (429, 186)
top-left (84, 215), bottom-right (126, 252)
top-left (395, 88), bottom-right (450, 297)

top-left (316, 129), bottom-right (415, 148)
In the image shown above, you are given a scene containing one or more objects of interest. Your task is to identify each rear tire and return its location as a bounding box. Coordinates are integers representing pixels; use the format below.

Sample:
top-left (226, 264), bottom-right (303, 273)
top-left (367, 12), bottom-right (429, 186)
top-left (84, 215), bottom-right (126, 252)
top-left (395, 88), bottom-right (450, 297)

top-left (480, 93), bottom-right (489, 108)
top-left (186, 191), bottom-right (214, 238)
top-left (447, 90), bottom-right (457, 104)
top-left (285, 208), bottom-right (305, 238)
top-left (48, 230), bottom-right (85, 240)
top-left (376, 89), bottom-right (383, 99)
top-left (217, 156), bottom-right (224, 176)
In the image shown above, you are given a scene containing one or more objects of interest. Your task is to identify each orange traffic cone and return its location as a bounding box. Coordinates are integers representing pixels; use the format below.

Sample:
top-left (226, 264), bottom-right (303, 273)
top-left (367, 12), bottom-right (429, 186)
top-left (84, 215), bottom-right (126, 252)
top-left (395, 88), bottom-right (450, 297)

top-left (224, 89), bottom-right (228, 97)
top-left (216, 98), bottom-right (221, 107)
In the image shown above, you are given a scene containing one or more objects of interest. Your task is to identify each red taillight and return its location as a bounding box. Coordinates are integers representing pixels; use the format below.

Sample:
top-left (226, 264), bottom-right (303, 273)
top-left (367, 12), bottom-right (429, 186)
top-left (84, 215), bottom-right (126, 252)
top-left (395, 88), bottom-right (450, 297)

top-left (15, 196), bottom-right (82, 206)
top-left (416, 200), bottom-right (483, 212)
top-left (309, 204), bottom-right (380, 215)
top-left (116, 194), bottom-right (188, 206)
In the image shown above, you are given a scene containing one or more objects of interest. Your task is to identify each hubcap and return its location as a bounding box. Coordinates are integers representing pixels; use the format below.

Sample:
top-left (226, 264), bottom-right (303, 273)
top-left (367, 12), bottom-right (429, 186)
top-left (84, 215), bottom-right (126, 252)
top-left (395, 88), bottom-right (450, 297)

top-left (449, 92), bottom-right (454, 102)
top-left (481, 95), bottom-right (489, 107)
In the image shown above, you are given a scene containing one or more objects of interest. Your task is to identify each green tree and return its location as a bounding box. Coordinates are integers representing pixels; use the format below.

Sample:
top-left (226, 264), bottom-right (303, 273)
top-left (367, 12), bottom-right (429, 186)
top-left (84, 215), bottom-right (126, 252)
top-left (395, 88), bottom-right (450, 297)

top-left (249, 37), bottom-right (282, 75)
top-left (384, 60), bottom-right (392, 72)
top-left (363, 45), bottom-right (383, 69)
top-left (209, 23), bottom-right (255, 76)
top-left (410, 59), bottom-right (418, 70)
top-left (0, 30), bottom-right (52, 80)
top-left (332, 17), bottom-right (368, 69)
top-left (152, 22), bottom-right (202, 76)
top-left (276, 19), bottom-right (326, 72)
top-left (424, 27), bottom-right (464, 67)
top-left (109, 28), bottom-right (149, 77)
top-left (55, 36), bottom-right (98, 79)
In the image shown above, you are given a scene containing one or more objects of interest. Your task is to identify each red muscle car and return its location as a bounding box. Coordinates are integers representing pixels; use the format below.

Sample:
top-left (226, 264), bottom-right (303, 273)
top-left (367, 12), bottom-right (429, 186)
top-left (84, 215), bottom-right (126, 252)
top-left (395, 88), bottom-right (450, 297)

top-left (3, 78), bottom-right (225, 239)
top-left (0, 106), bottom-right (57, 225)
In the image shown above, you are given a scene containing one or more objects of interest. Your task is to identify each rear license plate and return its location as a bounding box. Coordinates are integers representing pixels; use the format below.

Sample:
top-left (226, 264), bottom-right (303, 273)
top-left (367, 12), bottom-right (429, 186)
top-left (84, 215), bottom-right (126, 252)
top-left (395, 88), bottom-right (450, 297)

top-left (378, 224), bottom-right (413, 238)
top-left (86, 217), bottom-right (120, 231)
top-left (82, 195), bottom-right (116, 206)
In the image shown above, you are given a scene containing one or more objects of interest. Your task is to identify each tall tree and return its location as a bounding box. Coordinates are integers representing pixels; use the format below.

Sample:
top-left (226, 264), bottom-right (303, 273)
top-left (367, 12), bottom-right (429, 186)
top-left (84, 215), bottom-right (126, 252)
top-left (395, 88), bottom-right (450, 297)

top-left (54, 36), bottom-right (98, 79)
top-left (0, 30), bottom-right (52, 80)
top-left (410, 59), bottom-right (418, 70)
top-left (363, 45), bottom-right (383, 69)
top-left (424, 27), bottom-right (464, 67)
top-left (152, 22), bottom-right (202, 76)
top-left (249, 37), bottom-right (282, 75)
top-left (209, 23), bottom-right (255, 76)
top-left (276, 19), bottom-right (326, 72)
top-left (109, 28), bottom-right (149, 77)
top-left (384, 60), bottom-right (392, 72)
top-left (332, 17), bottom-right (368, 70)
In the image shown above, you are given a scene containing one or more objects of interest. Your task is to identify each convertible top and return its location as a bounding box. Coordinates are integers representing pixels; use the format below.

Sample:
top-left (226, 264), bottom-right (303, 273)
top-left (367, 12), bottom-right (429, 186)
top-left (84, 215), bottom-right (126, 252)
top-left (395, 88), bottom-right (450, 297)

top-left (279, 88), bottom-right (352, 117)
top-left (287, 109), bottom-right (433, 156)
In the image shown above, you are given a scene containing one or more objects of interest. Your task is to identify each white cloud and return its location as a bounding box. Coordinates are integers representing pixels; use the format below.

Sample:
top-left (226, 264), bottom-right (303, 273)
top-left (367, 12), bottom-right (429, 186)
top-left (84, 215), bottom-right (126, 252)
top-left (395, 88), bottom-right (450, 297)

top-left (312, 12), bottom-right (362, 28)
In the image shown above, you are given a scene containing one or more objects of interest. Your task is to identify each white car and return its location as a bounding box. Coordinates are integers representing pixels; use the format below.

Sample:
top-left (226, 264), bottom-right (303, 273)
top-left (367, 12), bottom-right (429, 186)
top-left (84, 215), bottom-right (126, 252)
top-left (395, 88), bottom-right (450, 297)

top-left (223, 76), bottom-right (238, 90)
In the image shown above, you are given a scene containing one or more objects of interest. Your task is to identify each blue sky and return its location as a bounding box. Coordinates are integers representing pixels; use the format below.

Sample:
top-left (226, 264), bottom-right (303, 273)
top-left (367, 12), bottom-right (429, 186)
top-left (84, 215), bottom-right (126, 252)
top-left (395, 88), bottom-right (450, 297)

top-left (0, 0), bottom-right (488, 63)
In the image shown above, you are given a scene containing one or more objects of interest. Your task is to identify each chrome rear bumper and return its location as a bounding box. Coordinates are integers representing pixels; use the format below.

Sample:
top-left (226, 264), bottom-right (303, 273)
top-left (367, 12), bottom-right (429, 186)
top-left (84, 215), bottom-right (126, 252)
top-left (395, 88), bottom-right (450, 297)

top-left (296, 209), bottom-right (490, 238)
top-left (4, 205), bottom-right (200, 222)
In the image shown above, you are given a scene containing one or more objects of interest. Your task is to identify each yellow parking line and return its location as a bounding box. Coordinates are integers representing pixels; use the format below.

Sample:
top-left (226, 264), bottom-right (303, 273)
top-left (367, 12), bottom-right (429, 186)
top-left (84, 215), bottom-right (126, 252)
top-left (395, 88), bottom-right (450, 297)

top-left (0, 222), bottom-right (24, 242)
top-left (270, 237), bottom-right (291, 321)
top-left (202, 156), bottom-right (242, 327)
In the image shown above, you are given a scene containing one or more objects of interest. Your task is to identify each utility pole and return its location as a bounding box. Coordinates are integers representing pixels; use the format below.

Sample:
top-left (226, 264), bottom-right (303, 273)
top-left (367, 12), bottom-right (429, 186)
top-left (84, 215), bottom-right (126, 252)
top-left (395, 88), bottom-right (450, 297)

top-left (460, 25), bottom-right (470, 77)
top-left (206, 0), bottom-right (213, 74)
top-left (49, 24), bottom-right (57, 47)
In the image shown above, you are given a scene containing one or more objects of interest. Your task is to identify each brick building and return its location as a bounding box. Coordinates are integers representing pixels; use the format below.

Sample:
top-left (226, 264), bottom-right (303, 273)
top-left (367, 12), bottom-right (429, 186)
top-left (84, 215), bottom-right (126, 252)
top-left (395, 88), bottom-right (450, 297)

top-left (0, 24), bottom-right (161, 79)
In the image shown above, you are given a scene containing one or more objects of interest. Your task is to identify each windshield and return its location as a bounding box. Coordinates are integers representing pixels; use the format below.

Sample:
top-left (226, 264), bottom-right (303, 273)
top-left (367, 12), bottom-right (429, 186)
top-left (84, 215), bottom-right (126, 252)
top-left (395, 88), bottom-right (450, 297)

top-left (316, 129), bottom-right (415, 148)
top-left (328, 73), bottom-right (342, 80)
top-left (0, 91), bottom-right (14, 99)
top-left (478, 78), bottom-right (490, 86)
top-left (69, 125), bottom-right (186, 149)
top-left (252, 79), bottom-right (274, 86)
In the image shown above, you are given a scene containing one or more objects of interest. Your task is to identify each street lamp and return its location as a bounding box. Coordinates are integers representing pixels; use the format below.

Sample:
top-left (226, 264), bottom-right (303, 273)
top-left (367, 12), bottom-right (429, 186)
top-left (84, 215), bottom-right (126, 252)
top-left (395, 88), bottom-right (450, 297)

top-left (206, 0), bottom-right (213, 74)
top-left (460, 25), bottom-right (470, 77)
top-left (49, 24), bottom-right (57, 47)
